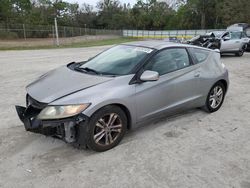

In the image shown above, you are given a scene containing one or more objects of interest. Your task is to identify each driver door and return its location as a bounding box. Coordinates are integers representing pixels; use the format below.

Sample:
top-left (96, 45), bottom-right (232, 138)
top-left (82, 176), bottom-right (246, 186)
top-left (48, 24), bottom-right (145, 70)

top-left (135, 48), bottom-right (201, 123)
top-left (221, 31), bottom-right (241, 51)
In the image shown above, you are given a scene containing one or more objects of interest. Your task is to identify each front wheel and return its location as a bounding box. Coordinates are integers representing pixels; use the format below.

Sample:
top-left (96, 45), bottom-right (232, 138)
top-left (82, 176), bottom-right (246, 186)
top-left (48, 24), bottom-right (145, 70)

top-left (235, 49), bottom-right (244, 57)
top-left (204, 82), bottom-right (226, 113)
top-left (85, 105), bottom-right (127, 152)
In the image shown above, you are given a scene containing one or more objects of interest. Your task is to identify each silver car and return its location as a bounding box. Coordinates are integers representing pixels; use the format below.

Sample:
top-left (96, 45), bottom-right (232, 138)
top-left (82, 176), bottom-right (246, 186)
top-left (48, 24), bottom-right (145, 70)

top-left (16, 41), bottom-right (229, 152)
top-left (215, 31), bottom-right (250, 56)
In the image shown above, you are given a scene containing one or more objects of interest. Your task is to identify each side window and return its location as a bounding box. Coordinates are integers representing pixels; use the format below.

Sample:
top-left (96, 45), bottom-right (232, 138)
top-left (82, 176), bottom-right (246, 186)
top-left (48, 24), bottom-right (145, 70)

top-left (190, 48), bottom-right (210, 64)
top-left (246, 29), bottom-right (250, 37)
top-left (222, 32), bottom-right (230, 39)
top-left (230, 32), bottom-right (241, 39)
top-left (144, 48), bottom-right (190, 76)
top-left (242, 32), bottom-right (247, 38)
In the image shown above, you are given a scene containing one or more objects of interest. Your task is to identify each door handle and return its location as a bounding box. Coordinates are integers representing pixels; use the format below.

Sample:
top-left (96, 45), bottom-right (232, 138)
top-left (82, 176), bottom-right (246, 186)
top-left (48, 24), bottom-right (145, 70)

top-left (235, 41), bottom-right (240, 43)
top-left (194, 73), bottom-right (200, 77)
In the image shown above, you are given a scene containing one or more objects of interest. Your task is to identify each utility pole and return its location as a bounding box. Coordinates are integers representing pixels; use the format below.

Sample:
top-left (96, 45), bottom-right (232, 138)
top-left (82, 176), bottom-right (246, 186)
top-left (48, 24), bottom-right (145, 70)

top-left (23, 24), bottom-right (26, 40)
top-left (54, 17), bottom-right (59, 46)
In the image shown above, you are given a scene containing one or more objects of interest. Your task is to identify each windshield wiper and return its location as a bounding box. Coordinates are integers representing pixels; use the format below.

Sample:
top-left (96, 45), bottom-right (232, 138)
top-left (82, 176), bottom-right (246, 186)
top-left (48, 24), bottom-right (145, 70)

top-left (75, 66), bottom-right (100, 75)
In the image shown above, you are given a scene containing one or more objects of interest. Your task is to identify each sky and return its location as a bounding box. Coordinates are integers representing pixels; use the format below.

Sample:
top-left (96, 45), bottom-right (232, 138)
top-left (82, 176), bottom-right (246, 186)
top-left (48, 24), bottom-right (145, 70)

top-left (65, 0), bottom-right (137, 7)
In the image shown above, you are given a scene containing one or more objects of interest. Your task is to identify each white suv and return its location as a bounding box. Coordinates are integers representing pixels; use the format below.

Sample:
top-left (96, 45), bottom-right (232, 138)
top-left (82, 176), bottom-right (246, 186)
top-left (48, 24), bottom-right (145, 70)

top-left (219, 31), bottom-right (250, 56)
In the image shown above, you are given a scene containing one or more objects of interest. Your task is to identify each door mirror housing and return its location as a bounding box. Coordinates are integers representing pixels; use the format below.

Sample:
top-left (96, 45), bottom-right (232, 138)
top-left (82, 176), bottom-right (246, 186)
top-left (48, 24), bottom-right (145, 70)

top-left (223, 36), bottom-right (230, 41)
top-left (140, 70), bottom-right (159, 82)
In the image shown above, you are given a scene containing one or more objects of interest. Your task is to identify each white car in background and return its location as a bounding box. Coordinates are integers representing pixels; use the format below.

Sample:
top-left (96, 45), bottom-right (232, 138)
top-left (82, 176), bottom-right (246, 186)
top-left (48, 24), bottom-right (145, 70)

top-left (217, 30), bottom-right (250, 56)
top-left (188, 30), bottom-right (249, 56)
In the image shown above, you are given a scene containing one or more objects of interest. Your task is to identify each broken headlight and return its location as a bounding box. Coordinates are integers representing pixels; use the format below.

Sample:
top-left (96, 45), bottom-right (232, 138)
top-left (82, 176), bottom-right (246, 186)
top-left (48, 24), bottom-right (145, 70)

top-left (37, 104), bottom-right (90, 120)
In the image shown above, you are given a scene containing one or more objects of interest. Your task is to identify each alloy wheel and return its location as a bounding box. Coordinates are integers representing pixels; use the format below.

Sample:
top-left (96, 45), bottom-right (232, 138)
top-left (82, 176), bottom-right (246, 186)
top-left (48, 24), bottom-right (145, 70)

top-left (209, 86), bottom-right (224, 109)
top-left (93, 113), bottom-right (122, 146)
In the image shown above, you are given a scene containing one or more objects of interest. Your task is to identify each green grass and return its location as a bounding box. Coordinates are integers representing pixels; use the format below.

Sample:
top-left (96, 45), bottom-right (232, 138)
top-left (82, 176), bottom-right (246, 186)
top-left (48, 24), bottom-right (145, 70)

top-left (0, 37), bottom-right (139, 51)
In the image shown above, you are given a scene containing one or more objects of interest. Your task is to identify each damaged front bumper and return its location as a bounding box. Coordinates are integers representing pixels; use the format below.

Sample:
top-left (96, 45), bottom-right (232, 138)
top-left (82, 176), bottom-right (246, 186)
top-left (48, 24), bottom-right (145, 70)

top-left (15, 104), bottom-right (89, 148)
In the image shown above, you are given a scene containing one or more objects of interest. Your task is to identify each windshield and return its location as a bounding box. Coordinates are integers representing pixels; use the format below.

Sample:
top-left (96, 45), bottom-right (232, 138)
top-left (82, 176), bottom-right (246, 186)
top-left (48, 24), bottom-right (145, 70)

top-left (79, 45), bottom-right (153, 75)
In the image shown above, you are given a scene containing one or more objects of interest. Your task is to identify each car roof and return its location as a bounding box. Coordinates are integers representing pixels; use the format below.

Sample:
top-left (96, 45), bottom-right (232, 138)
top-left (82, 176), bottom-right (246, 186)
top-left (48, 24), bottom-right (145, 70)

top-left (122, 40), bottom-right (188, 50)
top-left (122, 40), bottom-right (212, 51)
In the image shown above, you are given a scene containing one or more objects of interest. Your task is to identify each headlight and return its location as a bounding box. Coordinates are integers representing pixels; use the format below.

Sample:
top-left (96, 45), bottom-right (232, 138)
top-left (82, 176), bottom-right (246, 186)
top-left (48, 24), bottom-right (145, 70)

top-left (37, 104), bottom-right (90, 120)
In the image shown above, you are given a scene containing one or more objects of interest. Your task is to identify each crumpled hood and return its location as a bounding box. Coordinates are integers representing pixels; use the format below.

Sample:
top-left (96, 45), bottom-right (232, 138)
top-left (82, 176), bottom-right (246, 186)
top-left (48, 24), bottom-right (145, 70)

top-left (27, 66), bottom-right (113, 103)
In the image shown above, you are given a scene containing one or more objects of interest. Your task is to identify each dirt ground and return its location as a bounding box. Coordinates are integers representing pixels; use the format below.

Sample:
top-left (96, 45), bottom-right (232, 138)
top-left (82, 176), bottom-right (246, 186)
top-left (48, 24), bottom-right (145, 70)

top-left (0, 35), bottom-right (120, 48)
top-left (0, 47), bottom-right (250, 188)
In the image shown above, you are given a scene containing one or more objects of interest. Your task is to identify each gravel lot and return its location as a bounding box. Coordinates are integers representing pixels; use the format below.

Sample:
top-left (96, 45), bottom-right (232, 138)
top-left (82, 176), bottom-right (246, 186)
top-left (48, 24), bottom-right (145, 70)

top-left (0, 47), bottom-right (250, 188)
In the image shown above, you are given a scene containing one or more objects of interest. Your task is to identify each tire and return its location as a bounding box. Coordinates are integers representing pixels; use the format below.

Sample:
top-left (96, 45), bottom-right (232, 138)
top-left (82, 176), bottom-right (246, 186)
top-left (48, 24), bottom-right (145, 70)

top-left (85, 105), bottom-right (127, 152)
top-left (203, 82), bottom-right (226, 113)
top-left (235, 49), bottom-right (244, 57)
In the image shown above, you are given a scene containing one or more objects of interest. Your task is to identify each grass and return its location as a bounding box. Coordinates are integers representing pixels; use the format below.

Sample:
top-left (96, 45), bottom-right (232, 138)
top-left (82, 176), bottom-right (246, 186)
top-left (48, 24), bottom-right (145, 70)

top-left (0, 37), bottom-right (139, 51)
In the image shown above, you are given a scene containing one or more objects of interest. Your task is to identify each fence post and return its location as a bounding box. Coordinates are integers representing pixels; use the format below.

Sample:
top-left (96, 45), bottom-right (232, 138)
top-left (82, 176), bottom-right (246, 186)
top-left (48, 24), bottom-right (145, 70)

top-left (64, 26), bottom-right (66, 37)
top-left (23, 24), bottom-right (26, 40)
top-left (52, 25), bottom-right (55, 45)
top-left (54, 18), bottom-right (59, 46)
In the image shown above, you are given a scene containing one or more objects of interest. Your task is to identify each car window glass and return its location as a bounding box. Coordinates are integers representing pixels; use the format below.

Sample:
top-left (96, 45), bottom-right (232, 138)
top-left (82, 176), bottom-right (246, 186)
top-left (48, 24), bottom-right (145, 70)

top-left (246, 29), bottom-right (250, 37)
top-left (144, 48), bottom-right (190, 76)
top-left (242, 32), bottom-right (247, 38)
top-left (222, 32), bottom-right (230, 38)
top-left (230, 32), bottom-right (241, 39)
top-left (190, 48), bottom-right (210, 63)
top-left (80, 45), bottom-right (152, 75)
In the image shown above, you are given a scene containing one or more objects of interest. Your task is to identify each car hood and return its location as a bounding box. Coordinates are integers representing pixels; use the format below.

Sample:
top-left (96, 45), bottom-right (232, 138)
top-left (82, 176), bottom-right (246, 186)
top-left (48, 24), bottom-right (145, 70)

top-left (27, 66), bottom-right (113, 103)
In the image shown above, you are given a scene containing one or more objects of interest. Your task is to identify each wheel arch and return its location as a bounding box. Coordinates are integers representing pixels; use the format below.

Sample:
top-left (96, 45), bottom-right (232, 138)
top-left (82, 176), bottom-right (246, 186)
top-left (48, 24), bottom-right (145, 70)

top-left (217, 79), bottom-right (228, 92)
top-left (88, 103), bottom-right (132, 130)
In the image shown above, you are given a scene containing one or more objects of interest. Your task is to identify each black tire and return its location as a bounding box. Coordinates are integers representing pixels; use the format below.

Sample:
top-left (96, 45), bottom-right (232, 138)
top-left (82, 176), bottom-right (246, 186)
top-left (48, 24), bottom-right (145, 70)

top-left (203, 82), bottom-right (226, 113)
top-left (235, 49), bottom-right (244, 57)
top-left (85, 105), bottom-right (127, 152)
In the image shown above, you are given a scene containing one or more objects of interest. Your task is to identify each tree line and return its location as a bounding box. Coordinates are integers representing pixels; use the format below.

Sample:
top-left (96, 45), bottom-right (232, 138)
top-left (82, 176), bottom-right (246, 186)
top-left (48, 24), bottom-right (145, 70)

top-left (0, 0), bottom-right (249, 30)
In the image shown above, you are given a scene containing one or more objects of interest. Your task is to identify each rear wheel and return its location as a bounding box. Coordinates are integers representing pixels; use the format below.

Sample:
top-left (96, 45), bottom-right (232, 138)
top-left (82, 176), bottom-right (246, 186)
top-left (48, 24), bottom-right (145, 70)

top-left (204, 82), bottom-right (225, 113)
top-left (86, 105), bottom-right (127, 152)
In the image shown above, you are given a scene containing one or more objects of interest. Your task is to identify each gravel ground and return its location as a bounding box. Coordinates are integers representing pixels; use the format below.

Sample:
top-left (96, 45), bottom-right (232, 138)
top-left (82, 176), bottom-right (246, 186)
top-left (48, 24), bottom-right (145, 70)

top-left (0, 47), bottom-right (250, 188)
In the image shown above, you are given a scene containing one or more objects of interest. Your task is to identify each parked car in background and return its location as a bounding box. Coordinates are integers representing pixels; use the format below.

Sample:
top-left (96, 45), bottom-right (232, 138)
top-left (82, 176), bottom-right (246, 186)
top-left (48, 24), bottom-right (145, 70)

top-left (16, 41), bottom-right (229, 152)
top-left (227, 23), bottom-right (250, 51)
top-left (188, 30), bottom-right (249, 56)
top-left (164, 36), bottom-right (181, 43)
top-left (219, 30), bottom-right (249, 56)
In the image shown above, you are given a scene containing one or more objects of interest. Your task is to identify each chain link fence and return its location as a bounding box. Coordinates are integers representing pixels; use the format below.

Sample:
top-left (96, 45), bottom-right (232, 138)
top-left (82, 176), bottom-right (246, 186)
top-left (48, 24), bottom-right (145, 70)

top-left (0, 23), bottom-right (226, 40)
top-left (123, 29), bottom-right (226, 40)
top-left (0, 23), bottom-right (122, 39)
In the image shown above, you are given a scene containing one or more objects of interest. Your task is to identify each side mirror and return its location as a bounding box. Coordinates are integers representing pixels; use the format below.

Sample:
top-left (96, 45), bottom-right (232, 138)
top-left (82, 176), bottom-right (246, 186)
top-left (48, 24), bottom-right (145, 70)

top-left (140, 70), bottom-right (159, 82)
top-left (223, 36), bottom-right (230, 41)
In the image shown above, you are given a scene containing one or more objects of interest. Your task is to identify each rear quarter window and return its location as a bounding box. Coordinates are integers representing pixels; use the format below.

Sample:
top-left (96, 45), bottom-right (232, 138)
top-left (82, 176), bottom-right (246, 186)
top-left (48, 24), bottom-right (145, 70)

top-left (189, 48), bottom-right (210, 64)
